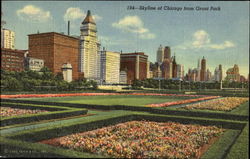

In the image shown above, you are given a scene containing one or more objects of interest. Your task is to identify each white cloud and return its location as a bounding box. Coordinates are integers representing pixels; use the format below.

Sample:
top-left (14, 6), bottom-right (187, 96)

top-left (64, 7), bottom-right (102, 22)
top-left (64, 7), bottom-right (85, 21)
top-left (92, 14), bottom-right (102, 21)
top-left (209, 41), bottom-right (235, 50)
top-left (174, 30), bottom-right (235, 50)
top-left (192, 30), bottom-right (211, 48)
top-left (63, 8), bottom-right (102, 29)
top-left (16, 5), bottom-right (52, 22)
top-left (99, 35), bottom-right (131, 47)
top-left (112, 15), bottom-right (155, 39)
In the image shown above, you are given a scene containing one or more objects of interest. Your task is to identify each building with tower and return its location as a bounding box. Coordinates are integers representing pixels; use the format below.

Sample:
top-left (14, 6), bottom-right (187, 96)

top-left (164, 46), bottom-right (171, 59)
top-left (156, 45), bottom-right (164, 63)
top-left (161, 58), bottom-right (172, 79)
top-left (200, 56), bottom-right (206, 81)
top-left (172, 56), bottom-right (177, 78)
top-left (79, 10), bottom-right (100, 80)
top-left (161, 46), bottom-right (172, 79)
top-left (225, 64), bottom-right (240, 82)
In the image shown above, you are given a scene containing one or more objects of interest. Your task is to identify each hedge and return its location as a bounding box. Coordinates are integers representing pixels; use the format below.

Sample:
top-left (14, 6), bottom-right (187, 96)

top-left (2, 112), bottom-right (247, 158)
top-left (1, 102), bottom-right (88, 127)
top-left (8, 113), bottom-right (246, 142)
top-left (2, 99), bottom-right (248, 121)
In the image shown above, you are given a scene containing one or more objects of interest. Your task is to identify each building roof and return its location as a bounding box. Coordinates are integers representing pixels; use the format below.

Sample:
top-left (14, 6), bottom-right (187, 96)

top-left (121, 52), bottom-right (147, 56)
top-left (1, 48), bottom-right (26, 54)
top-left (28, 32), bottom-right (79, 40)
top-left (82, 10), bottom-right (96, 25)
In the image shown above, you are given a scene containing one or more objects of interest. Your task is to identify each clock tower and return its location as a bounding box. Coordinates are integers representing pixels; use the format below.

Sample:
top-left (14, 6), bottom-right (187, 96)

top-left (79, 10), bottom-right (100, 80)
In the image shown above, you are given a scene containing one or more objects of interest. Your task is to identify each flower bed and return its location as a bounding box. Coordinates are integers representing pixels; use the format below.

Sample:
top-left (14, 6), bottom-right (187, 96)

top-left (0, 93), bottom-right (208, 99)
top-left (1, 107), bottom-right (49, 117)
top-left (147, 96), bottom-right (220, 107)
top-left (41, 121), bottom-right (224, 158)
top-left (184, 97), bottom-right (249, 111)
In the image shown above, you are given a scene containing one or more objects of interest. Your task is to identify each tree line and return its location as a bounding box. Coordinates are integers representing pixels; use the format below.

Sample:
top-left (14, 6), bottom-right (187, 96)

top-left (131, 78), bottom-right (249, 90)
top-left (0, 67), bottom-right (98, 92)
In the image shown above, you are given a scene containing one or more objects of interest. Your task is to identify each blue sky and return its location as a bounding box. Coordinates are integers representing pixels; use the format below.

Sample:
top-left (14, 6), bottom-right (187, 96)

top-left (2, 1), bottom-right (249, 78)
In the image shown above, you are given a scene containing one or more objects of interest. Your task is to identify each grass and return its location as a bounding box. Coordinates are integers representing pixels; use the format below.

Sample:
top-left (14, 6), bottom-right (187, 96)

top-left (229, 101), bottom-right (249, 116)
top-left (1, 92), bottom-right (248, 158)
top-left (19, 95), bottom-right (193, 106)
top-left (201, 129), bottom-right (241, 159)
top-left (225, 123), bottom-right (249, 159)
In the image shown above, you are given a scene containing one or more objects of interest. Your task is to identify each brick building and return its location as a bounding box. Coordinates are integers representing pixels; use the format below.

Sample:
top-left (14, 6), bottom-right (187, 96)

top-left (0, 48), bottom-right (25, 72)
top-left (120, 52), bottom-right (148, 84)
top-left (28, 32), bottom-right (81, 80)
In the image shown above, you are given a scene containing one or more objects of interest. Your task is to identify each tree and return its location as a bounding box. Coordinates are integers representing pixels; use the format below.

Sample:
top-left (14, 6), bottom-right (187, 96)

top-left (4, 77), bottom-right (23, 91)
top-left (40, 67), bottom-right (54, 80)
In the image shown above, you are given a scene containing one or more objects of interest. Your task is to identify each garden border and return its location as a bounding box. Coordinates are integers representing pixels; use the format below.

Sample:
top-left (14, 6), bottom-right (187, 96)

top-left (1, 102), bottom-right (88, 127)
top-left (1, 113), bottom-right (247, 158)
top-left (1, 99), bottom-right (248, 121)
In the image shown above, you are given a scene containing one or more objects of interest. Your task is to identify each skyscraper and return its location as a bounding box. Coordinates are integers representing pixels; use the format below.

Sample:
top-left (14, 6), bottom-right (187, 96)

top-left (79, 10), bottom-right (100, 80)
top-left (219, 64), bottom-right (223, 81)
top-left (164, 46), bottom-right (171, 59)
top-left (200, 56), bottom-right (206, 81)
top-left (161, 46), bottom-right (172, 79)
top-left (206, 69), bottom-right (212, 81)
top-left (162, 58), bottom-right (172, 79)
top-left (214, 64), bottom-right (223, 82)
top-left (172, 56), bottom-right (177, 78)
top-left (196, 59), bottom-right (201, 81)
top-left (177, 64), bottom-right (184, 79)
top-left (1, 28), bottom-right (15, 49)
top-left (156, 45), bottom-right (164, 63)
top-left (100, 49), bottom-right (120, 84)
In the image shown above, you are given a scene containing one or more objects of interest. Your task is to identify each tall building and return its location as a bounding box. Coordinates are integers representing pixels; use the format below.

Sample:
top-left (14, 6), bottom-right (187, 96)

top-left (161, 46), bottom-right (172, 79)
top-left (206, 69), bottom-right (212, 81)
top-left (1, 48), bottom-right (25, 72)
top-left (196, 59), bottom-right (201, 81)
top-left (177, 64), bottom-right (184, 79)
top-left (120, 52), bottom-right (148, 84)
top-left (214, 64), bottom-right (223, 82)
top-left (200, 56), bottom-right (206, 81)
top-left (28, 32), bottom-right (81, 80)
top-left (100, 49), bottom-right (120, 84)
top-left (156, 45), bottom-right (164, 63)
top-left (219, 64), bottom-right (223, 81)
top-left (161, 58), bottom-right (172, 79)
top-left (79, 10), bottom-right (100, 80)
top-left (172, 56), bottom-right (177, 78)
top-left (164, 46), bottom-right (171, 59)
top-left (1, 28), bottom-right (15, 49)
top-left (226, 64), bottom-right (240, 82)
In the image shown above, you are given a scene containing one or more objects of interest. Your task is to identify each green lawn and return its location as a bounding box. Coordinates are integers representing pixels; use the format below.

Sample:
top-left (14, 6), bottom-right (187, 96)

top-left (20, 95), bottom-right (192, 106)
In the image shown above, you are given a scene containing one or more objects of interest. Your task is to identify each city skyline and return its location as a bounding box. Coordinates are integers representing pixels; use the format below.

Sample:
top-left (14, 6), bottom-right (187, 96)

top-left (2, 1), bottom-right (249, 77)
